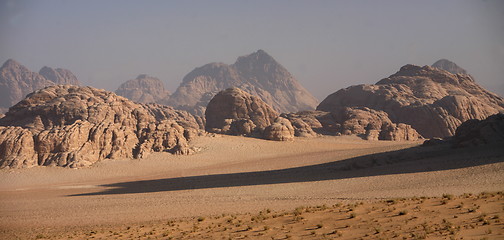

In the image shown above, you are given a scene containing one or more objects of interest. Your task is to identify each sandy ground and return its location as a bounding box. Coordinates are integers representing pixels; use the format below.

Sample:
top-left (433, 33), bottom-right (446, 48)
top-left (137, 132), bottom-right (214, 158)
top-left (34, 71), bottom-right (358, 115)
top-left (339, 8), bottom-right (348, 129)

top-left (0, 135), bottom-right (503, 239)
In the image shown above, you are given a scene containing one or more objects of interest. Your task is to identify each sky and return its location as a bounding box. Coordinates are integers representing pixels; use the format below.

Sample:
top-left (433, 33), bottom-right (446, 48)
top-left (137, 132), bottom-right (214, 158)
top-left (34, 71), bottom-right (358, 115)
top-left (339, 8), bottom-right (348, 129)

top-left (1, 0), bottom-right (503, 100)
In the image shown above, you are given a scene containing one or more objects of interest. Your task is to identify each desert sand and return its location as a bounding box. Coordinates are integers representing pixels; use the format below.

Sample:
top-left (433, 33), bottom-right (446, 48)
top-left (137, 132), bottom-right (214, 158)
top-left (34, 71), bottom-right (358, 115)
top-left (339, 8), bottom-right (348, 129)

top-left (1, 135), bottom-right (503, 239)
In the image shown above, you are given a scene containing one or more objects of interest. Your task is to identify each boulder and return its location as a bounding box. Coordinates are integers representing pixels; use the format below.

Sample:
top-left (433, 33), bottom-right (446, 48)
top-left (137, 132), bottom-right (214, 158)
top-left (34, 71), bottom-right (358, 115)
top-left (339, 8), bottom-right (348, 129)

top-left (263, 117), bottom-right (295, 141)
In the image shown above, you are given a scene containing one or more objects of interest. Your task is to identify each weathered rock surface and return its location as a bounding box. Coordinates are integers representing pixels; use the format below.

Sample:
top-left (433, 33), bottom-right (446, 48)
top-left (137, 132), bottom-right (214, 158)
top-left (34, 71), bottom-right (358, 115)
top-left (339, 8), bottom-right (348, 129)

top-left (317, 64), bottom-right (504, 138)
top-left (263, 117), bottom-right (295, 141)
top-left (39, 66), bottom-right (81, 85)
top-left (0, 85), bottom-right (199, 168)
top-left (115, 74), bottom-right (170, 104)
top-left (167, 50), bottom-right (318, 114)
top-left (452, 113), bottom-right (504, 147)
top-left (205, 88), bottom-right (278, 136)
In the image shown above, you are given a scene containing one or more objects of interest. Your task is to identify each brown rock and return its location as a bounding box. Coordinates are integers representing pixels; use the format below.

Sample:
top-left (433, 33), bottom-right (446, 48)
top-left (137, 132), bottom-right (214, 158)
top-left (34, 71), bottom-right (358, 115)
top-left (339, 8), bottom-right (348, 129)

top-left (39, 66), bottom-right (81, 85)
top-left (0, 85), bottom-right (199, 168)
top-left (115, 74), bottom-right (170, 104)
top-left (205, 88), bottom-right (279, 136)
top-left (317, 64), bottom-right (504, 138)
top-left (263, 117), bottom-right (295, 141)
top-left (0, 126), bottom-right (37, 168)
top-left (452, 113), bottom-right (504, 147)
top-left (167, 50), bottom-right (318, 114)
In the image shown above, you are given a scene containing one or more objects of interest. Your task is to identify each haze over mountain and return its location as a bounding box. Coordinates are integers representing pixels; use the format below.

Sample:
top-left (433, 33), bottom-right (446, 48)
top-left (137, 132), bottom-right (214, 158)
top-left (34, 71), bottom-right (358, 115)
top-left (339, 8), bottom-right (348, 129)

top-left (115, 74), bottom-right (170, 104)
top-left (166, 50), bottom-right (318, 114)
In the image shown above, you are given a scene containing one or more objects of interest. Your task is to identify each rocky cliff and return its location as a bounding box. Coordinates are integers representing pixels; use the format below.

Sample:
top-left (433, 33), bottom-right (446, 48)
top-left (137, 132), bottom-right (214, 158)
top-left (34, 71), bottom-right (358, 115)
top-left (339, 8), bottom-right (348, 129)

top-left (115, 74), bottom-right (170, 104)
top-left (167, 50), bottom-right (318, 114)
top-left (39, 66), bottom-right (81, 85)
top-left (0, 85), bottom-right (199, 169)
top-left (317, 64), bottom-right (504, 138)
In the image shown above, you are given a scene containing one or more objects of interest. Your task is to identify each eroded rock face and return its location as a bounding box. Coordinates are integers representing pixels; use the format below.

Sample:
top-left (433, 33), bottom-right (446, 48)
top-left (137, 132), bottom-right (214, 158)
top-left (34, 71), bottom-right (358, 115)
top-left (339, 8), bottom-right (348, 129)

top-left (263, 117), bottom-right (295, 141)
top-left (205, 88), bottom-right (278, 136)
top-left (0, 85), bottom-right (199, 168)
top-left (167, 50), bottom-right (318, 114)
top-left (115, 74), bottom-right (170, 104)
top-left (39, 66), bottom-right (81, 85)
top-left (317, 64), bottom-right (504, 138)
top-left (452, 113), bottom-right (504, 147)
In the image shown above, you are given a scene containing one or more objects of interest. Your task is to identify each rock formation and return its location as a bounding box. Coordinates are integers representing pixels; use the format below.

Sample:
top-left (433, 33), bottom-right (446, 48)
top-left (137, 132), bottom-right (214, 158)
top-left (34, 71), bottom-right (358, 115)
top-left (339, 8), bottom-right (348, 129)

top-left (317, 64), bottom-right (504, 138)
top-left (205, 88), bottom-right (278, 136)
top-left (0, 85), bottom-right (199, 169)
top-left (263, 117), bottom-right (295, 141)
top-left (115, 74), bottom-right (170, 104)
top-left (432, 59), bottom-right (467, 75)
top-left (0, 59), bottom-right (81, 113)
top-left (39, 66), bottom-right (81, 85)
top-left (167, 50), bottom-right (318, 114)
top-left (451, 113), bottom-right (504, 147)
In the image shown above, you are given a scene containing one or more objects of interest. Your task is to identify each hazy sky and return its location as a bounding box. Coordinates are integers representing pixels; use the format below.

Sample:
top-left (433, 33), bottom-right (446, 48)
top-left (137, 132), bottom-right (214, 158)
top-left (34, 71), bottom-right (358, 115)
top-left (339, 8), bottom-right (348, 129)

top-left (1, 0), bottom-right (503, 100)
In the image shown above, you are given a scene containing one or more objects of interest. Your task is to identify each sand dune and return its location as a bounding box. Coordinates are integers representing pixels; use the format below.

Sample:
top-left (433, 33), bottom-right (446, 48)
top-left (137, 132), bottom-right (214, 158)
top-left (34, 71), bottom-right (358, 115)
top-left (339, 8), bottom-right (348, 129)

top-left (1, 135), bottom-right (503, 238)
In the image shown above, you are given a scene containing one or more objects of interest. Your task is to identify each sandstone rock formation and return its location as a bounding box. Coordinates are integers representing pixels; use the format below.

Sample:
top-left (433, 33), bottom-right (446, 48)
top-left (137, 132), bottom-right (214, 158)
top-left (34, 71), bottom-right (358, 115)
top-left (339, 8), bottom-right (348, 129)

top-left (115, 74), bottom-right (170, 104)
top-left (263, 117), bottom-right (295, 141)
top-left (432, 59), bottom-right (467, 75)
top-left (0, 59), bottom-right (81, 113)
top-left (39, 66), bottom-right (81, 85)
top-left (167, 50), bottom-right (318, 114)
top-left (205, 88), bottom-right (278, 136)
top-left (0, 85), bottom-right (199, 169)
top-left (317, 64), bottom-right (504, 138)
top-left (452, 113), bottom-right (504, 147)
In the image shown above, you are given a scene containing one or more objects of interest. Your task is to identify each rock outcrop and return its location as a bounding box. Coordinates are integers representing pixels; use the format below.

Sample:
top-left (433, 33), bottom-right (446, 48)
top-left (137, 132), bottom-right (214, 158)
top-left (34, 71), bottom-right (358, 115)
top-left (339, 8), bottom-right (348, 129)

top-left (0, 59), bottom-right (81, 112)
top-left (452, 113), bottom-right (504, 147)
top-left (115, 74), bottom-right (170, 104)
top-left (205, 88), bottom-right (278, 136)
top-left (0, 85), bottom-right (199, 169)
top-left (317, 64), bottom-right (504, 138)
top-left (39, 66), bottom-right (81, 85)
top-left (167, 50), bottom-right (318, 114)
top-left (263, 117), bottom-right (295, 141)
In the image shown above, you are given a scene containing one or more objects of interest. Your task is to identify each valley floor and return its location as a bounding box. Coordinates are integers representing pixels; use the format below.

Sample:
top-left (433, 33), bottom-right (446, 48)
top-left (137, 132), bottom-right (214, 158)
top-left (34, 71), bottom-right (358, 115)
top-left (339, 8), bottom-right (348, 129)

top-left (0, 135), bottom-right (503, 239)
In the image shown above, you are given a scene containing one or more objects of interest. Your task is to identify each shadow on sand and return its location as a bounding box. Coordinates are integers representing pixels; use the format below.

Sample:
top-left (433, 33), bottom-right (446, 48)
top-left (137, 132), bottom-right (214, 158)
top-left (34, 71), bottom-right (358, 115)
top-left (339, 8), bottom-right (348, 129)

top-left (70, 144), bottom-right (504, 197)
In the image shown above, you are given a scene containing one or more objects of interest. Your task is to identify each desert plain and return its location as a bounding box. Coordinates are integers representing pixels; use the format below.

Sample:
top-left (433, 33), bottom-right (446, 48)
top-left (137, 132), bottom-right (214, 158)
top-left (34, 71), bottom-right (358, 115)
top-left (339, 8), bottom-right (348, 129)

top-left (1, 135), bottom-right (503, 239)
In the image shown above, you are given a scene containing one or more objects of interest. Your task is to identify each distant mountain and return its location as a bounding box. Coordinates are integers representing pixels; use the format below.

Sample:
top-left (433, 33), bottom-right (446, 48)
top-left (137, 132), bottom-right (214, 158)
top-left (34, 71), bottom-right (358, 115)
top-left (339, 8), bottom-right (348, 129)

top-left (166, 50), bottom-right (318, 114)
top-left (115, 74), bottom-right (170, 104)
top-left (317, 63), bottom-right (504, 138)
top-left (0, 59), bottom-right (80, 112)
top-left (431, 59), bottom-right (467, 75)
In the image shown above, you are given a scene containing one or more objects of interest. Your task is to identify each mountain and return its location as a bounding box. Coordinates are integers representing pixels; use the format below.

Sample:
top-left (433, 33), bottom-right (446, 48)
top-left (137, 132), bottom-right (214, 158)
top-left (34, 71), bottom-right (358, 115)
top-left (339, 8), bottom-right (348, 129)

top-left (115, 74), bottom-right (170, 104)
top-left (317, 64), bottom-right (504, 138)
top-left (39, 66), bottom-right (81, 85)
top-left (0, 59), bottom-right (80, 112)
top-left (0, 85), bottom-right (199, 168)
top-left (431, 59), bottom-right (467, 74)
top-left (166, 50), bottom-right (318, 114)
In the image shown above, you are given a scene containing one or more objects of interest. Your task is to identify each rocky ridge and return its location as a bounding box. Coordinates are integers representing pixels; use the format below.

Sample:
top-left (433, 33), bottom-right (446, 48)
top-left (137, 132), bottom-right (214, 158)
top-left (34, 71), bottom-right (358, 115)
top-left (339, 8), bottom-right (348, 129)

top-left (0, 85), bottom-right (199, 169)
top-left (167, 50), bottom-right (318, 114)
top-left (317, 63), bottom-right (504, 138)
top-left (115, 74), bottom-right (170, 104)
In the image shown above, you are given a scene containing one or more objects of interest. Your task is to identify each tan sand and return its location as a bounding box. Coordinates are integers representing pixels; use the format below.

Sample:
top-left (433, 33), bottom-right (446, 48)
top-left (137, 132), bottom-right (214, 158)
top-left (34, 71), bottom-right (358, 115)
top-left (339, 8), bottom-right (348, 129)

top-left (0, 135), bottom-right (503, 238)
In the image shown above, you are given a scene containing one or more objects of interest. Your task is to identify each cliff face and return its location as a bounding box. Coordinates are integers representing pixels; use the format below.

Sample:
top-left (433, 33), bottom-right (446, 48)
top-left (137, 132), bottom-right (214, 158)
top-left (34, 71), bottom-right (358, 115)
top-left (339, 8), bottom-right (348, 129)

top-left (167, 50), bottom-right (318, 114)
top-left (317, 64), bottom-right (504, 138)
top-left (0, 85), bottom-right (199, 169)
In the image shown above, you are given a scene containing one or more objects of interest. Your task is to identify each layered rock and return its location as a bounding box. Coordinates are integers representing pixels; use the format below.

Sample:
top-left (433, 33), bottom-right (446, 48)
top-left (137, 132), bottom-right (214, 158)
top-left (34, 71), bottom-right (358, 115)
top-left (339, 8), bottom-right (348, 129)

top-left (115, 74), bottom-right (170, 104)
top-left (167, 50), bottom-right (318, 114)
top-left (205, 88), bottom-right (278, 136)
top-left (317, 64), bottom-right (504, 138)
top-left (39, 66), bottom-right (81, 85)
top-left (0, 59), bottom-right (81, 112)
top-left (263, 117), bottom-right (295, 141)
top-left (0, 85), bottom-right (199, 168)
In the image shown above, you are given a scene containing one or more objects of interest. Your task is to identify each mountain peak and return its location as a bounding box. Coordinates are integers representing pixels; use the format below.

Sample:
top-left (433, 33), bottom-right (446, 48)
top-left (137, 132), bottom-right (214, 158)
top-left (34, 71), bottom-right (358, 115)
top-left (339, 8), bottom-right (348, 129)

top-left (432, 59), bottom-right (467, 75)
top-left (1, 59), bottom-right (24, 70)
